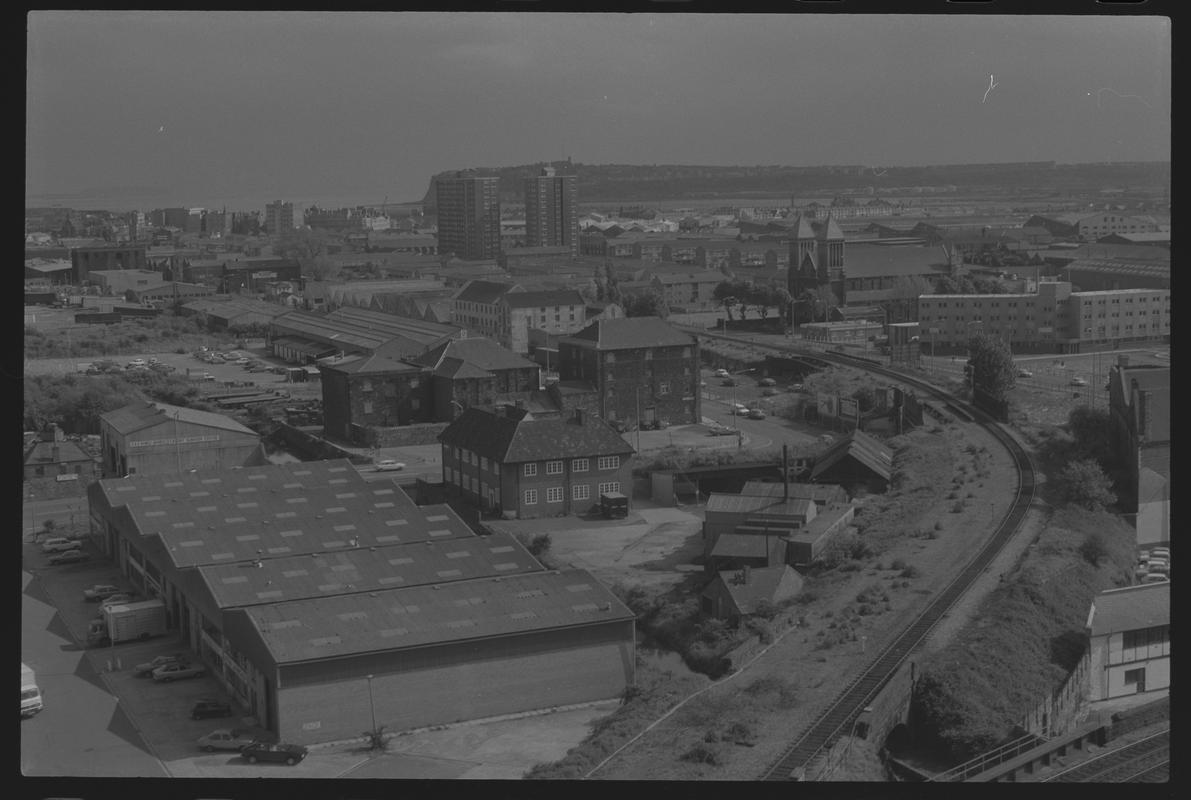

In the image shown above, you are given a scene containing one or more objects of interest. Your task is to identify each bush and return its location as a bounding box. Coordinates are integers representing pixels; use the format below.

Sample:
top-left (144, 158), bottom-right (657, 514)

top-left (1078, 532), bottom-right (1108, 566)
top-left (527, 533), bottom-right (552, 557)
top-left (679, 743), bottom-right (720, 765)
top-left (900, 565), bottom-right (921, 579)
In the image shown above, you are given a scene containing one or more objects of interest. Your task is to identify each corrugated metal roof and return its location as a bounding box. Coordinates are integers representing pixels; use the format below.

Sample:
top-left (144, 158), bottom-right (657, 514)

top-left (242, 568), bottom-right (634, 663)
top-left (438, 406), bottom-right (634, 463)
top-left (453, 279), bottom-right (517, 304)
top-left (100, 400), bottom-right (257, 437)
top-left (738, 481), bottom-right (846, 505)
top-left (709, 533), bottom-right (772, 559)
top-left (705, 494), bottom-right (814, 517)
top-left (198, 529), bottom-right (542, 608)
top-left (811, 429), bottom-right (893, 483)
top-left (96, 460), bottom-right (474, 569)
top-left (1090, 583), bottom-right (1169, 637)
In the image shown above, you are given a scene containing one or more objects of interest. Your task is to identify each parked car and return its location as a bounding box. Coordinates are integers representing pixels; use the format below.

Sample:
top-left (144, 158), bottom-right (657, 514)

top-left (48, 550), bottom-right (89, 566)
top-left (713, 368), bottom-right (730, 378)
top-left (761, 388), bottom-right (779, 397)
top-left (708, 426), bottom-right (736, 436)
top-left (789, 383), bottom-right (805, 392)
top-left (191, 699), bottom-right (235, 721)
top-left (758, 377), bottom-right (777, 387)
top-left (134, 654), bottom-right (189, 677)
top-left (151, 363), bottom-right (176, 374)
top-left (41, 537), bottom-right (82, 554)
top-left (152, 662), bottom-right (207, 682)
top-left (747, 408), bottom-right (766, 420)
top-left (127, 358), bottom-right (146, 368)
top-left (1069, 377), bottom-right (1088, 386)
top-left (83, 584), bottom-right (122, 602)
top-left (374, 459), bottom-right (405, 472)
top-left (819, 434), bottom-right (836, 444)
top-left (197, 727), bottom-right (253, 751)
top-left (241, 741), bottom-right (309, 765)
top-left (232, 358), bottom-right (250, 365)
top-left (99, 593), bottom-right (138, 609)
top-left (721, 378), bottom-right (738, 387)
top-left (1149, 547), bottom-right (1171, 559)
top-left (1016, 368), bottom-right (1033, 378)
top-left (733, 403), bottom-right (750, 415)
top-left (1141, 573), bottom-right (1169, 584)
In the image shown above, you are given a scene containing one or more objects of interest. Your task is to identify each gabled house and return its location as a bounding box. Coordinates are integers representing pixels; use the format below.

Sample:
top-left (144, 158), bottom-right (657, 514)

top-left (558, 316), bottom-right (701, 427)
top-left (438, 405), bottom-right (635, 519)
top-left (701, 564), bottom-right (804, 622)
top-left (317, 352), bottom-right (430, 439)
top-left (810, 429), bottom-right (892, 494)
top-left (23, 424), bottom-right (99, 483)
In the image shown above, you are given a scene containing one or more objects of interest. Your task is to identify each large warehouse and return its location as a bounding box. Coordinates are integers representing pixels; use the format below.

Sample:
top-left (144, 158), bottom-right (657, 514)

top-left (87, 459), bottom-right (635, 744)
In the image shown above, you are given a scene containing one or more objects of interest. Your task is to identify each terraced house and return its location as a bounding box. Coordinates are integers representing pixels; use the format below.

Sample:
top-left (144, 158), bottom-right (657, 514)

top-left (438, 405), bottom-right (635, 519)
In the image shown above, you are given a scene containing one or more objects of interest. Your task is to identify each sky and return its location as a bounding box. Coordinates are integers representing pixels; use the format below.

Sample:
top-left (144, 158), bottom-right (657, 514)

top-left (26, 11), bottom-right (1171, 212)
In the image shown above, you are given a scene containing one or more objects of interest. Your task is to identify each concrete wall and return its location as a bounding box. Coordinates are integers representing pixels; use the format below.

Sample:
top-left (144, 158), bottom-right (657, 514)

top-left (855, 659), bottom-right (916, 745)
top-left (1018, 650), bottom-right (1090, 738)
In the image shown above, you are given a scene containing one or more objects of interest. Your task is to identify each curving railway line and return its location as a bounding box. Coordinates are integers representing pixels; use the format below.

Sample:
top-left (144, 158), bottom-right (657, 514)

top-left (1041, 728), bottom-right (1169, 783)
top-left (675, 328), bottom-right (1039, 781)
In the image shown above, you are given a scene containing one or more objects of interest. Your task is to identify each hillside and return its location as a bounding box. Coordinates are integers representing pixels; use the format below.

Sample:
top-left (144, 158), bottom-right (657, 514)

top-left (421, 161), bottom-right (1170, 208)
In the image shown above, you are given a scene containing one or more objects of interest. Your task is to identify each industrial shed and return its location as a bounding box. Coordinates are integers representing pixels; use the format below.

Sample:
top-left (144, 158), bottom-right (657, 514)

top-left (88, 459), bottom-right (634, 744)
top-left (224, 569), bottom-right (635, 743)
top-left (810, 429), bottom-right (892, 495)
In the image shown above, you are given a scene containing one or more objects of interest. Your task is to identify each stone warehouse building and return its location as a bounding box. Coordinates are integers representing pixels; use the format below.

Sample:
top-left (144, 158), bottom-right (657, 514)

top-left (86, 460), bottom-right (636, 745)
top-left (557, 316), bottom-right (701, 427)
top-left (438, 405), bottom-right (635, 519)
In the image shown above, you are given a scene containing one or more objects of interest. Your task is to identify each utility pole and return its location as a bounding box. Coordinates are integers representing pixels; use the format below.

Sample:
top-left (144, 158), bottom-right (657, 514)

top-left (635, 386), bottom-right (641, 453)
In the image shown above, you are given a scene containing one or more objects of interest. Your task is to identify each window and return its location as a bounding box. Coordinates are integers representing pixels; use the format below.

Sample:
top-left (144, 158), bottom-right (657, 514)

top-left (546, 487), bottom-right (563, 503)
top-left (546, 460), bottom-right (563, 475)
top-left (493, 463), bottom-right (500, 476)
top-left (361, 380), bottom-right (373, 392)
top-left (363, 401), bottom-right (373, 414)
top-left (658, 382), bottom-right (670, 395)
top-left (598, 455), bottom-right (620, 470)
top-left (480, 457), bottom-right (488, 471)
top-left (523, 463), bottom-right (537, 477)
top-left (524, 489), bottom-right (538, 505)
top-left (572, 458), bottom-right (589, 472)
top-left (598, 481), bottom-right (621, 495)
top-left (573, 484), bottom-right (590, 501)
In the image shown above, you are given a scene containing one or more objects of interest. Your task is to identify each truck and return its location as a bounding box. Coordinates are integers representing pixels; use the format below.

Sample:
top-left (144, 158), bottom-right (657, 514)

top-left (21, 663), bottom-right (43, 717)
top-left (85, 598), bottom-right (168, 647)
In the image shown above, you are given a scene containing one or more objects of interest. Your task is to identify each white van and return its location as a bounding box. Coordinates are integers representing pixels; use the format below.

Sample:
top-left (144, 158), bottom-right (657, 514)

top-left (21, 663), bottom-right (42, 717)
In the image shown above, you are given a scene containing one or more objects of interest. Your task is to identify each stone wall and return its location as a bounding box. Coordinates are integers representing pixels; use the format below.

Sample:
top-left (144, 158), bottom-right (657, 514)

top-left (365, 422), bottom-right (450, 448)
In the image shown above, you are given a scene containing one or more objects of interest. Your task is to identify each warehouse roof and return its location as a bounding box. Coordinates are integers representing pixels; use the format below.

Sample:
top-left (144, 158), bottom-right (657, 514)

top-left (705, 494), bottom-right (814, 518)
top-left (315, 351), bottom-right (422, 376)
top-left (99, 400), bottom-right (257, 437)
top-left (1089, 583), bottom-right (1169, 637)
top-left (738, 481), bottom-right (847, 505)
top-left (1064, 259), bottom-right (1171, 280)
top-left (438, 406), bottom-right (634, 463)
top-left (238, 568), bottom-right (634, 663)
top-left (93, 460), bottom-right (474, 568)
top-left (566, 316), bottom-right (694, 350)
top-left (197, 529), bottom-right (542, 608)
top-left (841, 242), bottom-right (952, 279)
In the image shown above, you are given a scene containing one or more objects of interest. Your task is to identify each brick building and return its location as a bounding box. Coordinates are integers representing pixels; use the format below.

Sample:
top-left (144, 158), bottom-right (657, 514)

top-left (557, 316), bottom-right (701, 427)
top-left (439, 405), bottom-right (635, 519)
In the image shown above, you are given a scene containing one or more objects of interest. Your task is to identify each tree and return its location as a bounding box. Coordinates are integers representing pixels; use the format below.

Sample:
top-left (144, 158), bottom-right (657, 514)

top-left (813, 285), bottom-right (838, 322)
top-left (966, 332), bottom-right (1016, 401)
top-left (1054, 458), bottom-right (1117, 512)
top-left (773, 285), bottom-right (793, 326)
top-left (624, 291), bottom-right (670, 319)
top-left (1066, 406), bottom-right (1117, 470)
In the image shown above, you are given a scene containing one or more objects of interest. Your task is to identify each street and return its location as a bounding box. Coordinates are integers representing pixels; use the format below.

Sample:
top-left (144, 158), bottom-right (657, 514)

top-left (21, 567), bottom-right (168, 777)
top-left (24, 496), bottom-right (88, 539)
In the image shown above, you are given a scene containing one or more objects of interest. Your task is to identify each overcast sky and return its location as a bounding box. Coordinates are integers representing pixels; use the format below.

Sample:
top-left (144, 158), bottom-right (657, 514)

top-left (26, 11), bottom-right (1170, 210)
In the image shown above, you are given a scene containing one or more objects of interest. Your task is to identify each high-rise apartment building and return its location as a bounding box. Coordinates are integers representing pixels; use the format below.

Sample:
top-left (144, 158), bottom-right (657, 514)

top-left (524, 166), bottom-right (578, 255)
top-left (265, 200), bottom-right (295, 240)
top-left (435, 171), bottom-right (500, 260)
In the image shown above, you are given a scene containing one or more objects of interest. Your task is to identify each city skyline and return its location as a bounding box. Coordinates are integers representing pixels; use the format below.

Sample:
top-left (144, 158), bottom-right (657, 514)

top-left (27, 12), bottom-right (1170, 211)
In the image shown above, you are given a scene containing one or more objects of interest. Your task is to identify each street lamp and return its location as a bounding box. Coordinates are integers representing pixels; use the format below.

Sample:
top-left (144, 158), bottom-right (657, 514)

top-left (365, 674), bottom-right (377, 733)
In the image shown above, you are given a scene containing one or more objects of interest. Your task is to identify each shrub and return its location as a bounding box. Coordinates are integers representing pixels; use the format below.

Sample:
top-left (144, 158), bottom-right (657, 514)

top-left (1078, 532), bottom-right (1108, 566)
top-left (891, 558), bottom-right (908, 571)
top-left (680, 744), bottom-right (720, 765)
top-left (900, 565), bottom-right (921, 579)
top-left (934, 521), bottom-right (944, 531)
top-left (951, 501), bottom-right (965, 513)
top-left (527, 533), bottom-right (552, 557)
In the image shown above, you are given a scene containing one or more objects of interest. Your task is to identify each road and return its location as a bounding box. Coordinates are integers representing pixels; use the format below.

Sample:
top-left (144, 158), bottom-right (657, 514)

top-left (21, 567), bottom-right (168, 777)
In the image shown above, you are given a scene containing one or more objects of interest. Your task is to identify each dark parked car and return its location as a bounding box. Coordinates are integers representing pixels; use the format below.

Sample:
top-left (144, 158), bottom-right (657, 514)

top-left (48, 550), bottom-right (89, 566)
top-left (134, 654), bottom-right (189, 677)
top-left (721, 378), bottom-right (738, 387)
top-left (191, 698), bottom-right (234, 720)
top-left (241, 741), bottom-right (309, 765)
top-left (758, 377), bottom-right (777, 387)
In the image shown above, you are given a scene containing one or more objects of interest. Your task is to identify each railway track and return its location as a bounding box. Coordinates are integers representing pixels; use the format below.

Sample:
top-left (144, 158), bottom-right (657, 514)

top-left (675, 328), bottom-right (1039, 781)
top-left (1042, 728), bottom-right (1169, 782)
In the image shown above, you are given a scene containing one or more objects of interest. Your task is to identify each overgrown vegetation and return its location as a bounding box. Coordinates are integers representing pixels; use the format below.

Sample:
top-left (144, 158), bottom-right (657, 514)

top-left (913, 506), bottom-right (1135, 761)
top-left (615, 586), bottom-right (739, 678)
top-left (24, 372), bottom-right (217, 434)
top-left (23, 313), bottom-right (238, 359)
top-left (631, 445), bottom-right (784, 478)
